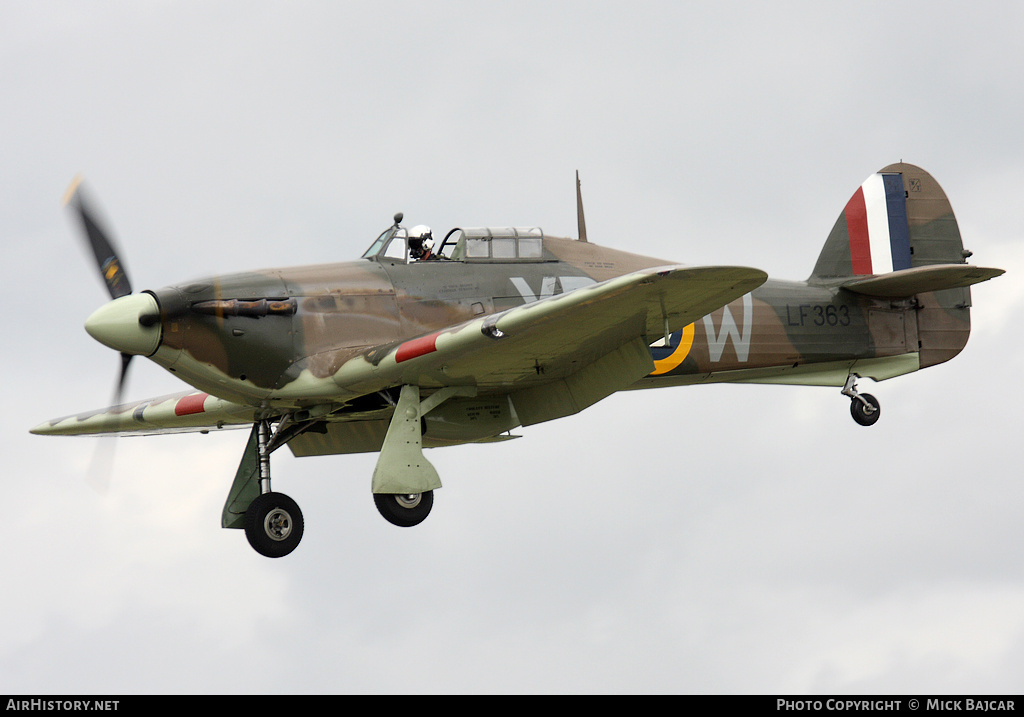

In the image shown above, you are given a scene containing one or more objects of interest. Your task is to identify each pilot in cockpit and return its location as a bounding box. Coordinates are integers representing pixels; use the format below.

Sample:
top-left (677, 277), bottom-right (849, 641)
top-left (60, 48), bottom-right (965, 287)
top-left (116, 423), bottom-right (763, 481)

top-left (408, 225), bottom-right (434, 261)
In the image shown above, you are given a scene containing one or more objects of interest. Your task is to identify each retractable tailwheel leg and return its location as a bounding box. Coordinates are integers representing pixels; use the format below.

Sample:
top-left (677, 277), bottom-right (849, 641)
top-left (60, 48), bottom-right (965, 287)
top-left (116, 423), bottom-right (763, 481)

top-left (243, 419), bottom-right (304, 557)
top-left (842, 374), bottom-right (880, 427)
top-left (372, 385), bottom-right (440, 528)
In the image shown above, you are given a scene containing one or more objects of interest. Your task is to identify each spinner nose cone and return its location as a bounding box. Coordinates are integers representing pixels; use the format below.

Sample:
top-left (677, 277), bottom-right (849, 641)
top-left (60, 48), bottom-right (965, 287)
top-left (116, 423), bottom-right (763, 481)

top-left (84, 292), bottom-right (162, 356)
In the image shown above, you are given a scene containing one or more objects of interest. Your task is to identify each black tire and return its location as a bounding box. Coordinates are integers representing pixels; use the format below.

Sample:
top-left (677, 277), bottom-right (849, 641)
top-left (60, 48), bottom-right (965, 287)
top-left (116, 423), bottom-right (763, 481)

top-left (850, 394), bottom-right (881, 427)
top-left (244, 492), bottom-right (304, 558)
top-left (374, 490), bottom-right (433, 527)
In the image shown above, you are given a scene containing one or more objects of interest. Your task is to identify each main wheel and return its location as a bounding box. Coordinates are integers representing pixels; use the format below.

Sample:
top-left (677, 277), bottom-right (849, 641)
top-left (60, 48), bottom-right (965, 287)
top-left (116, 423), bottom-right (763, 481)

top-left (374, 490), bottom-right (433, 527)
top-left (244, 492), bottom-right (304, 558)
top-left (850, 394), bottom-right (881, 426)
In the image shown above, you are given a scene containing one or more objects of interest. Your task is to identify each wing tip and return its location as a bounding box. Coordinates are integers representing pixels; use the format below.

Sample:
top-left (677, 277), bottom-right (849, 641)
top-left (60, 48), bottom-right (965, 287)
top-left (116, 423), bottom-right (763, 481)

top-left (29, 421), bottom-right (72, 437)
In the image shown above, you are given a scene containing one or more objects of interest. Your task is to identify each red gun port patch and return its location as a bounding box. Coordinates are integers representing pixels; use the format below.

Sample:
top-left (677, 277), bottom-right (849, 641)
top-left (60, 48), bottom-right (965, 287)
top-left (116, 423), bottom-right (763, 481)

top-left (395, 333), bottom-right (440, 363)
top-left (174, 393), bottom-right (210, 416)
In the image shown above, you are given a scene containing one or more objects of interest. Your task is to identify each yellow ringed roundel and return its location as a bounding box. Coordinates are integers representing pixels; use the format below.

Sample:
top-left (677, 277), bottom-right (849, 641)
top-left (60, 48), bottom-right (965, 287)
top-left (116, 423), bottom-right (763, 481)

top-left (650, 323), bottom-right (695, 375)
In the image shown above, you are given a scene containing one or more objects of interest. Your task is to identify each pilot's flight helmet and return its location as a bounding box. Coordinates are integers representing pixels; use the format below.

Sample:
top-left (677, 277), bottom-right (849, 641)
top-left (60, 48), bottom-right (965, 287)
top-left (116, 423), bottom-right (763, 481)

top-left (409, 225), bottom-right (433, 242)
top-left (408, 225), bottom-right (433, 257)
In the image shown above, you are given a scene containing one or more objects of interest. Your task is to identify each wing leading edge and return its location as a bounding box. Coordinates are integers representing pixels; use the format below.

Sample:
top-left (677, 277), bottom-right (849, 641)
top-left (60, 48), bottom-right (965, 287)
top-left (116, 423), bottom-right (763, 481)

top-left (30, 391), bottom-right (257, 437)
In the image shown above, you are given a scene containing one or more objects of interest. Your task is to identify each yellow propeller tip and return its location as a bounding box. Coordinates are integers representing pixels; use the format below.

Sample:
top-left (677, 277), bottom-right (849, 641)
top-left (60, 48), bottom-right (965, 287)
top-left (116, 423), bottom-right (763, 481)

top-left (62, 174), bottom-right (84, 206)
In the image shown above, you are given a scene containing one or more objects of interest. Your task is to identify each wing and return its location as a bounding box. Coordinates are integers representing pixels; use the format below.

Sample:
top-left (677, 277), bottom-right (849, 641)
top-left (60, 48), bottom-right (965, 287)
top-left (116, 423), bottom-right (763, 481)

top-left (287, 264), bottom-right (766, 456)
top-left (30, 390), bottom-right (257, 437)
top-left (334, 264), bottom-right (768, 397)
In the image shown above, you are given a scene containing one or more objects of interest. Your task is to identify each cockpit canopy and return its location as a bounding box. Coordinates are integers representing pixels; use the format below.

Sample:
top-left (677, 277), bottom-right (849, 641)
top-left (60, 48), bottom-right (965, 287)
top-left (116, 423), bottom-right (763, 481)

top-left (363, 223), bottom-right (548, 263)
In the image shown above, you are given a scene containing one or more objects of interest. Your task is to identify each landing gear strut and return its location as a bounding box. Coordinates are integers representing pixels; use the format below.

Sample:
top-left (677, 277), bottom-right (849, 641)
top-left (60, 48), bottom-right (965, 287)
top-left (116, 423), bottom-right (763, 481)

top-left (242, 419), bottom-right (304, 557)
top-left (227, 384), bottom-right (459, 555)
top-left (842, 374), bottom-right (880, 427)
top-left (371, 385), bottom-right (442, 528)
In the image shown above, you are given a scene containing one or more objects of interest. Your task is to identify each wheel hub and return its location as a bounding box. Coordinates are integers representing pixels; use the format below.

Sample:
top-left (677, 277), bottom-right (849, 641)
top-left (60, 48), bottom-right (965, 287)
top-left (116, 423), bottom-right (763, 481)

top-left (394, 493), bottom-right (421, 509)
top-left (264, 508), bottom-right (294, 541)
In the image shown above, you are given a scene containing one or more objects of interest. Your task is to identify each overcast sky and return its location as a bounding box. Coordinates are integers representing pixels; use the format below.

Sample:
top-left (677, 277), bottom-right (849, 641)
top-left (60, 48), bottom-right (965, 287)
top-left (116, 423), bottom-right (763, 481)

top-left (3, 1), bottom-right (1023, 695)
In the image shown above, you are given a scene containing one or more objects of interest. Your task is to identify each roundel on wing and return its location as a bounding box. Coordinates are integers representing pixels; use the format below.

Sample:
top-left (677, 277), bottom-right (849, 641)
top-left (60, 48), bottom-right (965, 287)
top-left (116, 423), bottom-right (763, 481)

top-left (649, 323), bottom-right (695, 376)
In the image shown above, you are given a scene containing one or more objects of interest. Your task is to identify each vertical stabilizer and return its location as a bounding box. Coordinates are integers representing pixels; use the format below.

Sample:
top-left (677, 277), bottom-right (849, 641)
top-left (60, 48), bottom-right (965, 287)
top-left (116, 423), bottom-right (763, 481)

top-left (811, 163), bottom-right (977, 368)
top-left (811, 163), bottom-right (968, 280)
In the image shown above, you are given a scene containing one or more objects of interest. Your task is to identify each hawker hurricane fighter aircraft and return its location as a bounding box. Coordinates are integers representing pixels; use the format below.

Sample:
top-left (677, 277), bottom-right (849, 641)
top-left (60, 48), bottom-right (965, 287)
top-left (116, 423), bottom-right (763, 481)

top-left (32, 164), bottom-right (1003, 557)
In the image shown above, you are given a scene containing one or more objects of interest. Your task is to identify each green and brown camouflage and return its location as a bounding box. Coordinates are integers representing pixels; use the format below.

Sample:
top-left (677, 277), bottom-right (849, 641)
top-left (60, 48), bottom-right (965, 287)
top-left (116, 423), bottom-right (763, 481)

top-left (33, 163), bottom-right (1001, 446)
top-left (31, 163), bottom-right (1003, 555)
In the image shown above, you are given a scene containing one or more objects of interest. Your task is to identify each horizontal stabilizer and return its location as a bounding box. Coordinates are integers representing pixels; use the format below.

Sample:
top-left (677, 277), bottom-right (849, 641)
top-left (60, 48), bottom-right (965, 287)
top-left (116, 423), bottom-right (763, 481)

top-left (840, 264), bottom-right (1004, 297)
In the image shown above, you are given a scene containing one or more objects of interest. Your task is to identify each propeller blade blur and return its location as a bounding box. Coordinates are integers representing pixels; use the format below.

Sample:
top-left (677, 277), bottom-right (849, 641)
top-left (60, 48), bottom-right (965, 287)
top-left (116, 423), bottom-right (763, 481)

top-left (64, 176), bottom-right (133, 300)
top-left (115, 352), bottom-right (133, 407)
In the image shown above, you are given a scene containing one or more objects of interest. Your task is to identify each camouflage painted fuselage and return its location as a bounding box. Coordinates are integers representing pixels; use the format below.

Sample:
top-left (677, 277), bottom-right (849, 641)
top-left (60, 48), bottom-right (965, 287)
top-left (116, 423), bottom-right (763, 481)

top-left (148, 240), bottom-right (966, 400)
top-left (91, 163), bottom-right (976, 455)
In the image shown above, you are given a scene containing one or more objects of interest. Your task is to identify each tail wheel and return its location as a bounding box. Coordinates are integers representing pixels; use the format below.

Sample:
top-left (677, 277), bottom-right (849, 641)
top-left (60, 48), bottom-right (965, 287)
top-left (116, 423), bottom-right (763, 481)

top-left (244, 492), bottom-right (304, 558)
top-left (374, 490), bottom-right (433, 527)
top-left (850, 394), bottom-right (881, 427)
